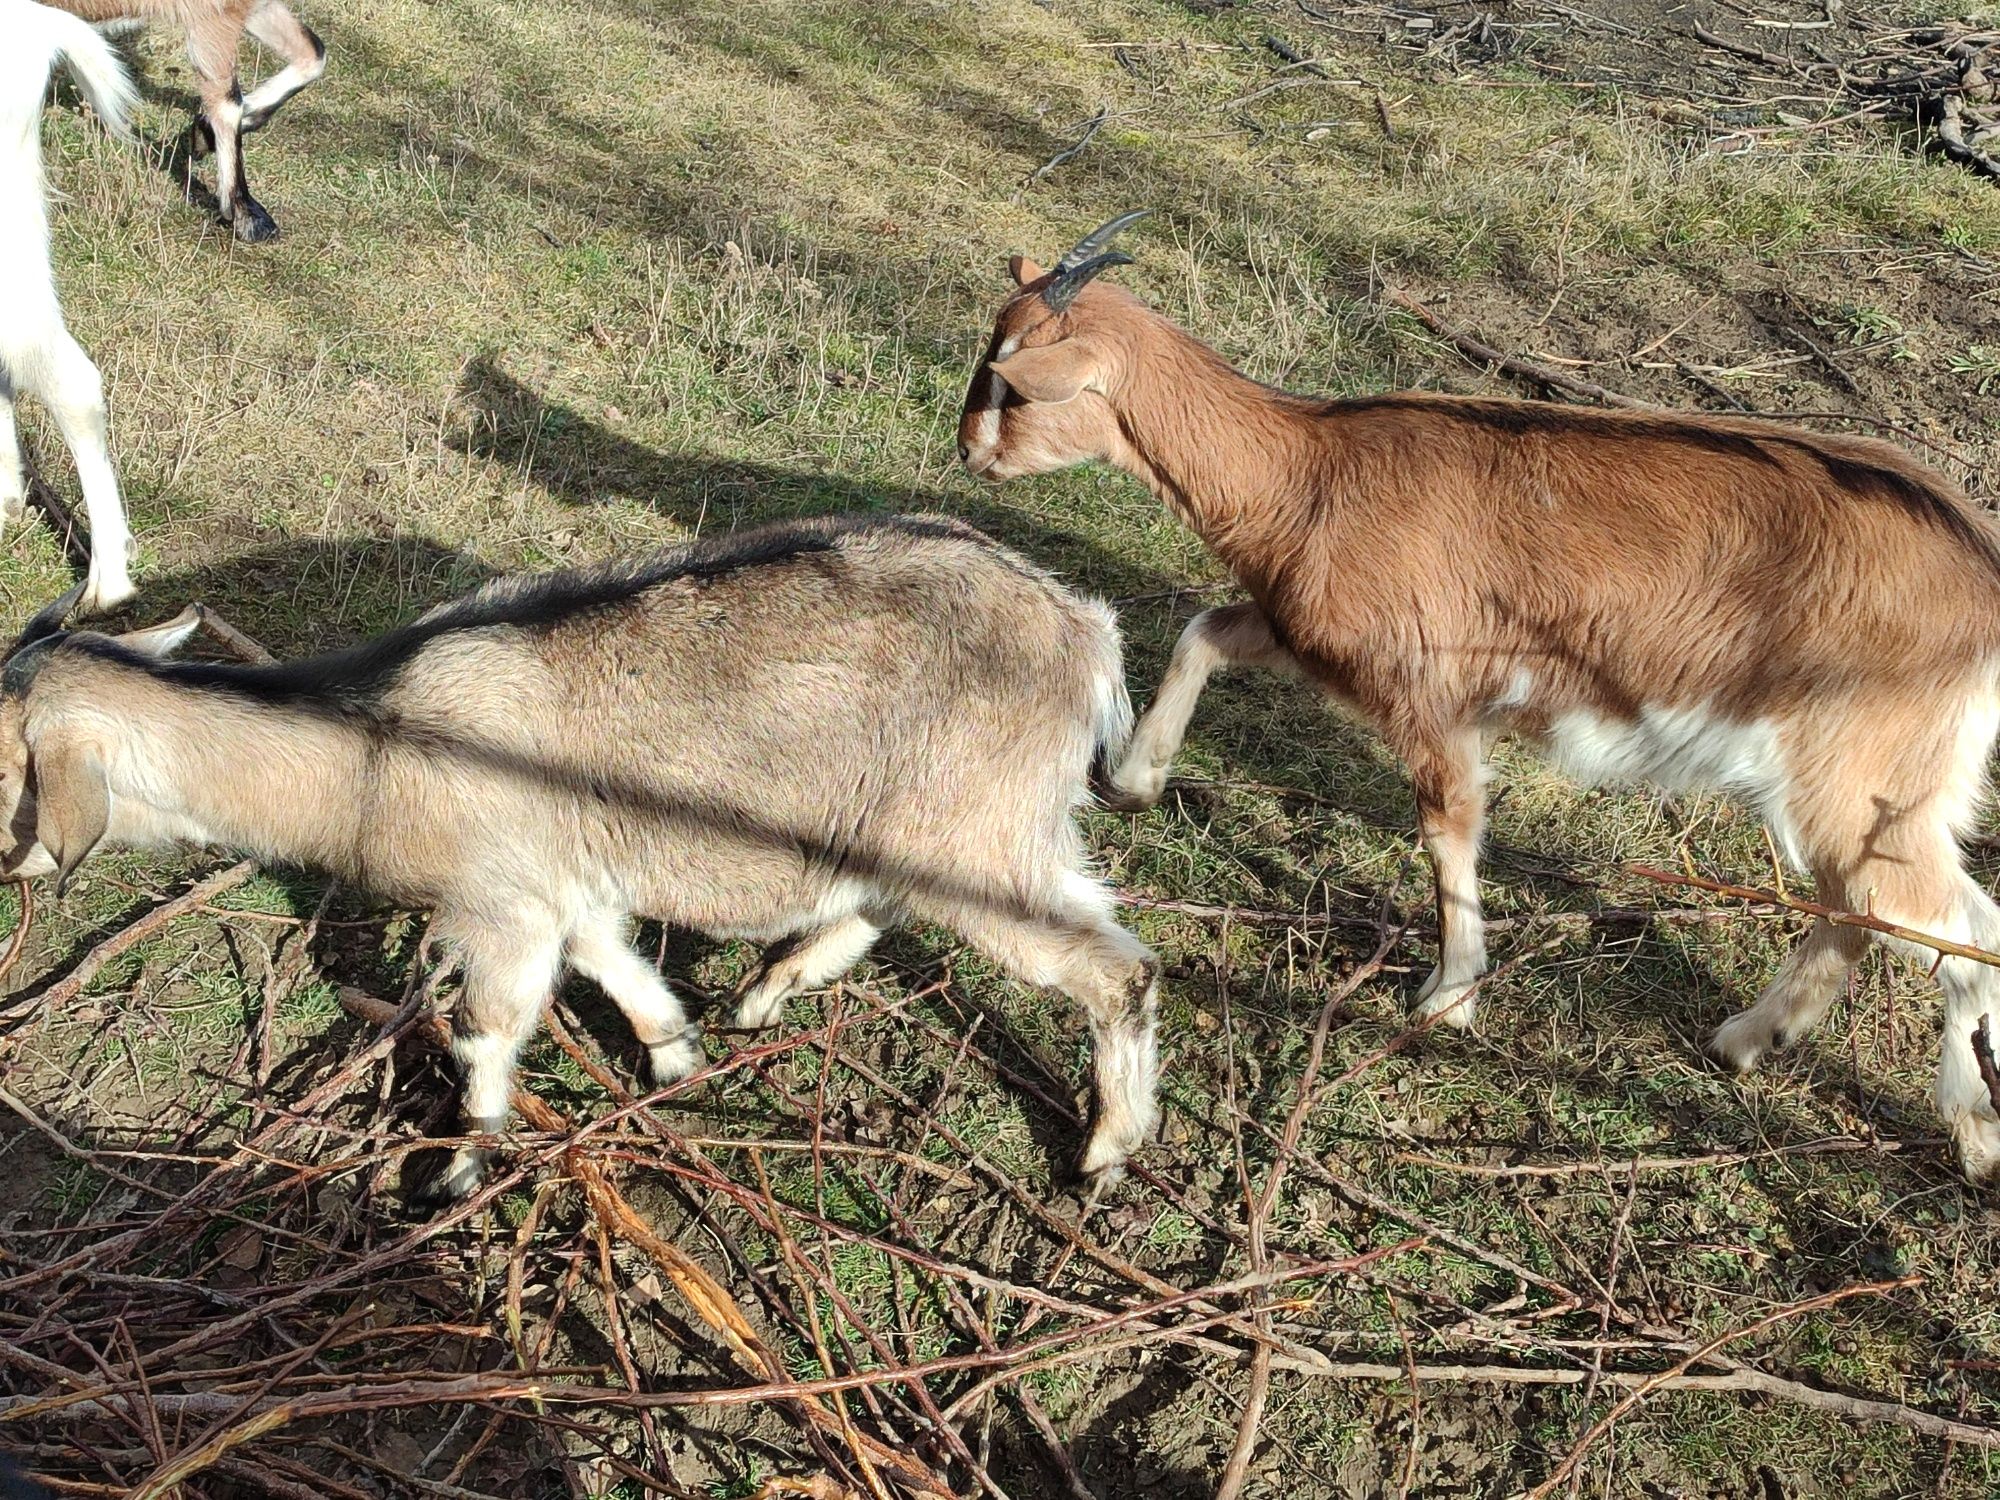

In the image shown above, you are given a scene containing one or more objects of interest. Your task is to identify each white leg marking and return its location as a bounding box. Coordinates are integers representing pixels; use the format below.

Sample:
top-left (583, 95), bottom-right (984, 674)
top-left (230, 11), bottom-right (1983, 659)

top-left (567, 914), bottom-right (702, 1084)
top-left (734, 914), bottom-right (883, 1030)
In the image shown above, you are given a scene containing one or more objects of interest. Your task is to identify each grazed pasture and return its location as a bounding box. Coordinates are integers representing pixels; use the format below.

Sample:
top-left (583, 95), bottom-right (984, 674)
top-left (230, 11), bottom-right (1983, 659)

top-left (6, 2), bottom-right (2000, 1495)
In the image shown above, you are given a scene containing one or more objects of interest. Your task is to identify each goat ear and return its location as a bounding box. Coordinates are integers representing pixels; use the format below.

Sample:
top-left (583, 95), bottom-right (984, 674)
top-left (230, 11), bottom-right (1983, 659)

top-left (31, 738), bottom-right (109, 896)
top-left (115, 607), bottom-right (201, 661)
top-left (1009, 255), bottom-right (1045, 286)
top-left (990, 341), bottom-right (1097, 404)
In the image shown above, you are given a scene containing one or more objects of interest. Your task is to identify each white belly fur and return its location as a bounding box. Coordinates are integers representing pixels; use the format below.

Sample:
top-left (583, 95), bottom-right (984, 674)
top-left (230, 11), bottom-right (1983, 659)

top-left (1542, 704), bottom-right (1794, 855)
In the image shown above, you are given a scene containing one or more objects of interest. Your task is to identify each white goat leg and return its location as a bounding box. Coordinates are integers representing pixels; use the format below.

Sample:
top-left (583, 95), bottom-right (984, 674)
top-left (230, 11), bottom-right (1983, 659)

top-left (1110, 602), bottom-right (1290, 810)
top-left (566, 913), bottom-right (703, 1084)
top-left (44, 332), bottom-right (133, 611)
top-left (437, 923), bottom-right (560, 1201)
top-left (733, 913), bottom-right (883, 1030)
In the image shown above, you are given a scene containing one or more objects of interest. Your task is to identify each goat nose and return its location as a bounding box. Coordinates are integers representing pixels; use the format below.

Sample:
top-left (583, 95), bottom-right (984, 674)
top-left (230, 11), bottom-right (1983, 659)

top-left (956, 443), bottom-right (971, 464)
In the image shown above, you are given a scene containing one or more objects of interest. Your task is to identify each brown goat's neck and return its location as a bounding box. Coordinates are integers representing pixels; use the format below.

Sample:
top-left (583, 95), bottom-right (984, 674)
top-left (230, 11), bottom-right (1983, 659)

top-left (1108, 320), bottom-right (1318, 574)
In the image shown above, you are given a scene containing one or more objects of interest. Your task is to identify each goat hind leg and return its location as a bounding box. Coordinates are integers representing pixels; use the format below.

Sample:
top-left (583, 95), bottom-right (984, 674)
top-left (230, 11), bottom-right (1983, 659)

top-left (240, 0), bottom-right (326, 131)
top-left (1409, 730), bottom-right (1488, 1030)
top-left (190, 41), bottom-right (277, 243)
top-left (433, 923), bottom-right (561, 1203)
top-left (1107, 602), bottom-right (1291, 810)
top-left (733, 913), bottom-right (883, 1030)
top-left (1937, 875), bottom-right (2000, 1181)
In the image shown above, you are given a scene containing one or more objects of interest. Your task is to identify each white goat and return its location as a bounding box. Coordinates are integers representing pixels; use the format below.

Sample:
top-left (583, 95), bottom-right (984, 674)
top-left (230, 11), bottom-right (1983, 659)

top-left (1, 0), bottom-right (137, 614)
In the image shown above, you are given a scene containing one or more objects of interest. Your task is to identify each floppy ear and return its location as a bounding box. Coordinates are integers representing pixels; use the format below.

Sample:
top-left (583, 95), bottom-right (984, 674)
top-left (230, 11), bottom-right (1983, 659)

top-left (30, 737), bottom-right (109, 896)
top-left (1009, 255), bottom-right (1045, 286)
top-left (990, 340), bottom-right (1098, 404)
top-left (115, 606), bottom-right (201, 661)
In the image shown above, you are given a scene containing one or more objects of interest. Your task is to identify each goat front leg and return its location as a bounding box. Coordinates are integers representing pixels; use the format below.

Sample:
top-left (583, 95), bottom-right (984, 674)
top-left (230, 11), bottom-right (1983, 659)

top-left (1107, 601), bottom-right (1293, 810)
top-left (566, 913), bottom-right (704, 1084)
top-left (431, 919), bottom-right (561, 1204)
top-left (733, 913), bottom-right (884, 1029)
top-left (1408, 729), bottom-right (1488, 1030)
top-left (44, 333), bottom-right (134, 612)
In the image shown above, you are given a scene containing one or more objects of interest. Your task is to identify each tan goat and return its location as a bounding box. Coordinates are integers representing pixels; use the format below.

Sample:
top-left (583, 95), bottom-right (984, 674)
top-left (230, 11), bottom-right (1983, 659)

top-left (53, 0), bottom-right (325, 240)
top-left (959, 214), bottom-right (2000, 1183)
top-left (0, 516), bottom-right (1160, 1200)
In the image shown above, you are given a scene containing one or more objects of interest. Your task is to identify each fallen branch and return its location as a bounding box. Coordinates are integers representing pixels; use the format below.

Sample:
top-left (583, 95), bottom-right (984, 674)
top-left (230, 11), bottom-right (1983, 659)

top-left (1384, 289), bottom-right (1650, 408)
top-left (1691, 20), bottom-right (1803, 73)
top-left (18, 858), bottom-right (260, 1015)
top-left (1019, 105), bottom-right (1109, 193)
top-left (1528, 1278), bottom-right (1920, 1496)
top-left (1975, 1015), bottom-right (2000, 1118)
top-left (336, 990), bottom-right (953, 1497)
top-left (1624, 863), bottom-right (2000, 969)
top-left (1396, 1136), bottom-right (1884, 1179)
top-left (193, 605), bottom-right (279, 665)
top-left (0, 881), bottom-right (32, 985)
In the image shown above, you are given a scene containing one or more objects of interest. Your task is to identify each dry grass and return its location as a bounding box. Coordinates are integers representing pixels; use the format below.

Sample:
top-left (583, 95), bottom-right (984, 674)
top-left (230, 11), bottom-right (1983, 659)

top-left (7, 1), bottom-right (2000, 1495)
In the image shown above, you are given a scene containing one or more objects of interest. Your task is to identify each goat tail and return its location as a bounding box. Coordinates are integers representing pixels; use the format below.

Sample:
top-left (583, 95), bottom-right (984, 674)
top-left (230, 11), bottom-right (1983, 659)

top-left (33, 8), bottom-right (139, 143)
top-left (1079, 595), bottom-right (1135, 789)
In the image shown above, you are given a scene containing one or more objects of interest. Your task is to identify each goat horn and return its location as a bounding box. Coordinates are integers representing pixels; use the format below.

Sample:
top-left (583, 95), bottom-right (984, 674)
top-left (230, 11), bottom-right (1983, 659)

top-left (2, 580), bottom-right (86, 694)
top-left (1040, 210), bottom-right (1148, 312)
top-left (1042, 250), bottom-right (1133, 312)
top-left (1053, 210), bottom-right (1149, 275)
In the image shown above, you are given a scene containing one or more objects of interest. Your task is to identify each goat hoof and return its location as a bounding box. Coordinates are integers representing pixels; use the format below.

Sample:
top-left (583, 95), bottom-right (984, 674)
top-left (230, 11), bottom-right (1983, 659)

top-left (1412, 983), bottom-right (1478, 1032)
top-left (234, 206), bottom-right (280, 243)
top-left (648, 1027), bottom-right (705, 1086)
top-left (78, 576), bottom-right (137, 616)
top-left (1706, 1015), bottom-right (1770, 1074)
top-left (1077, 1158), bottom-right (1127, 1207)
top-left (1099, 766), bottom-right (1165, 813)
top-left (731, 987), bottom-right (787, 1031)
top-left (408, 1146), bottom-right (488, 1210)
top-left (1953, 1115), bottom-right (2000, 1185)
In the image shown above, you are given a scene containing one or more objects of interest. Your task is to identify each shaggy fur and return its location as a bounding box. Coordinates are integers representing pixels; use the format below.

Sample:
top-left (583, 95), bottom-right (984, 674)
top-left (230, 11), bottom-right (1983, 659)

top-left (0, 515), bottom-right (1161, 1199)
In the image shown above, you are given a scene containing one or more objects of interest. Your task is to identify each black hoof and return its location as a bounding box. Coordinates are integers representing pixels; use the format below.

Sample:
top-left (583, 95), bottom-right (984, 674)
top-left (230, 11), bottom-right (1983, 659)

top-left (233, 205), bottom-right (280, 243)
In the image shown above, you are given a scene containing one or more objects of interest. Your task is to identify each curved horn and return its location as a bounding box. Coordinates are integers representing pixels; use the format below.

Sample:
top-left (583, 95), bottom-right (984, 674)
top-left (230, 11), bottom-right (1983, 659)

top-left (1042, 251), bottom-right (1132, 312)
top-left (1053, 210), bottom-right (1149, 274)
top-left (2, 581), bottom-right (87, 697)
top-left (8, 582), bottom-right (84, 657)
top-left (1040, 210), bottom-right (1149, 312)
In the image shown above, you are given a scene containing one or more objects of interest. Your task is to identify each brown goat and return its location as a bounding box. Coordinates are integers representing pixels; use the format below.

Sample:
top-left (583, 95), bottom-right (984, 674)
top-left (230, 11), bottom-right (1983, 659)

top-left (959, 215), bottom-right (2000, 1184)
top-left (54, 0), bottom-right (325, 240)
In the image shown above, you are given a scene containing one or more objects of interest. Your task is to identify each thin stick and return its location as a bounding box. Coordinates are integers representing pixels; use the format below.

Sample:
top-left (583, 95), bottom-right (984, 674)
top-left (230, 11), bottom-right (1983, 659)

top-left (1019, 105), bottom-right (1109, 191)
top-left (18, 859), bottom-right (259, 1014)
top-left (0, 881), bottom-right (32, 985)
top-left (1526, 1278), bottom-right (1918, 1496)
top-left (1974, 1015), bottom-right (2000, 1118)
top-left (1384, 289), bottom-right (1650, 408)
top-left (1625, 863), bottom-right (2000, 968)
top-left (193, 606), bottom-right (278, 665)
